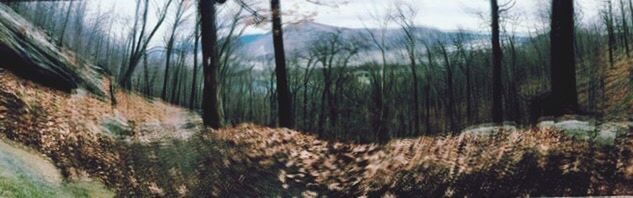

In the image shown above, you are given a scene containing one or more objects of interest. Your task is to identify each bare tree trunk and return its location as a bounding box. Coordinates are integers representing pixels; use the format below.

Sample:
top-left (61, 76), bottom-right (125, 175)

top-left (302, 59), bottom-right (313, 130)
top-left (424, 43), bottom-right (434, 134)
top-left (439, 43), bottom-right (457, 133)
top-left (162, 35), bottom-right (175, 100)
top-left (143, 53), bottom-right (150, 95)
top-left (549, 0), bottom-right (578, 116)
top-left (606, 0), bottom-right (617, 67)
top-left (271, 0), bottom-right (294, 128)
top-left (120, 0), bottom-right (173, 88)
top-left (199, 0), bottom-right (224, 128)
top-left (162, 0), bottom-right (186, 100)
top-left (58, 0), bottom-right (73, 46)
top-left (621, 0), bottom-right (630, 57)
top-left (491, 0), bottom-right (504, 124)
top-left (465, 53), bottom-right (472, 124)
top-left (190, 20), bottom-right (200, 110)
top-left (629, 0), bottom-right (633, 41)
top-left (170, 52), bottom-right (184, 103)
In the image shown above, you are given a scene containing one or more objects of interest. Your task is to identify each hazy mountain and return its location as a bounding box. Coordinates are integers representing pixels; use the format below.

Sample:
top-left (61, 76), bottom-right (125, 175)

top-left (238, 22), bottom-right (458, 59)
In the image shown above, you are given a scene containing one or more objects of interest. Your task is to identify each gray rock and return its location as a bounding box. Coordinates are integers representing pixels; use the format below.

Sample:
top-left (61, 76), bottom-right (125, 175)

top-left (552, 120), bottom-right (596, 140)
top-left (101, 112), bottom-right (132, 137)
top-left (537, 120), bottom-right (555, 128)
top-left (538, 119), bottom-right (632, 146)
top-left (0, 4), bottom-right (105, 97)
top-left (462, 122), bottom-right (517, 135)
top-left (596, 122), bottom-right (632, 145)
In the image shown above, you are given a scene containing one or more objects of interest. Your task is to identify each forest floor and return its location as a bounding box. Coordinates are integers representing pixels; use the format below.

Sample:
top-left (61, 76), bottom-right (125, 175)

top-left (0, 64), bottom-right (632, 197)
top-left (0, 58), bottom-right (632, 197)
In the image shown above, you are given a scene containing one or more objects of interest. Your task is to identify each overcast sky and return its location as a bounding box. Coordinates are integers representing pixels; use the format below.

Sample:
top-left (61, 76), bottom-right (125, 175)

top-left (270, 0), bottom-right (602, 34)
top-left (88, 0), bottom-right (603, 35)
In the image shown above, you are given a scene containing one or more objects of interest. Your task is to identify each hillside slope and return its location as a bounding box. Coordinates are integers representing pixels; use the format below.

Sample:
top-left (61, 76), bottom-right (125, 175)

top-left (0, 4), bottom-right (105, 97)
top-left (1, 66), bottom-right (633, 196)
top-left (0, 2), bottom-right (633, 197)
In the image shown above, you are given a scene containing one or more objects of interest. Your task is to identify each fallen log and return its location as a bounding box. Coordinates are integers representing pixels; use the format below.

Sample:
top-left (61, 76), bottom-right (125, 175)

top-left (0, 3), bottom-right (105, 97)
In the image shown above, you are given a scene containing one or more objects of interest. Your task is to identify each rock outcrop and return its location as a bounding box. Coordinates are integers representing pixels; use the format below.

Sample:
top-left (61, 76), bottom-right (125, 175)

top-left (0, 3), bottom-right (105, 97)
top-left (538, 119), bottom-right (632, 145)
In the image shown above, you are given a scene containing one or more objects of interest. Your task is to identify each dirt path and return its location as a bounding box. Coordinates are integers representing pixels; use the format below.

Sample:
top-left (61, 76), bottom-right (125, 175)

top-left (133, 108), bottom-right (202, 143)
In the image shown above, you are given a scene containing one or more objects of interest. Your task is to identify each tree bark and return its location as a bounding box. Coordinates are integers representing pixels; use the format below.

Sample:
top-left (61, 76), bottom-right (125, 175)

top-left (57, 0), bottom-right (73, 46)
top-left (190, 20), bottom-right (200, 110)
top-left (491, 0), bottom-right (504, 124)
top-left (439, 44), bottom-right (457, 133)
top-left (549, 0), bottom-right (578, 116)
top-left (606, 0), bottom-right (616, 67)
top-left (404, 30), bottom-right (420, 135)
top-left (271, 0), bottom-right (294, 128)
top-left (424, 43), bottom-right (434, 134)
top-left (161, 33), bottom-right (175, 100)
top-left (199, 0), bottom-right (224, 128)
top-left (621, 0), bottom-right (630, 57)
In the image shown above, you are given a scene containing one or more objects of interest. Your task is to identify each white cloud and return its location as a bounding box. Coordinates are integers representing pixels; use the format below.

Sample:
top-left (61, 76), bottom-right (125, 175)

top-left (88, 0), bottom-right (604, 35)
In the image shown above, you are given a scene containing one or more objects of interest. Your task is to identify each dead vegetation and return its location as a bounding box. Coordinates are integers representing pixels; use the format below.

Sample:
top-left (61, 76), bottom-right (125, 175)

top-left (602, 56), bottom-right (633, 120)
top-left (0, 71), bottom-right (201, 196)
top-left (0, 56), bottom-right (632, 196)
top-left (210, 124), bottom-right (633, 197)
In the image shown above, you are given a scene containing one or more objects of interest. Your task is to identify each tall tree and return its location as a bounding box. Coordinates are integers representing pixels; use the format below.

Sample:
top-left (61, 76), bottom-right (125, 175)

top-left (57, 0), bottom-right (74, 46)
top-left (423, 43), bottom-right (434, 134)
top-left (161, 0), bottom-right (188, 100)
top-left (394, 4), bottom-right (420, 135)
top-left (190, 17), bottom-right (201, 110)
top-left (620, 0), bottom-right (630, 57)
top-left (119, 0), bottom-right (174, 88)
top-left (549, 0), bottom-right (578, 115)
top-left (605, 0), bottom-right (617, 67)
top-left (199, 0), bottom-right (226, 128)
top-left (490, 0), bottom-right (503, 124)
top-left (270, 0), bottom-right (294, 128)
top-left (439, 42), bottom-right (457, 133)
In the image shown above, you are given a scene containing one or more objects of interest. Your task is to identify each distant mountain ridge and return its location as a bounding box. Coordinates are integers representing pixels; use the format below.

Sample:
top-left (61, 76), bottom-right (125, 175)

top-left (238, 22), bottom-right (461, 59)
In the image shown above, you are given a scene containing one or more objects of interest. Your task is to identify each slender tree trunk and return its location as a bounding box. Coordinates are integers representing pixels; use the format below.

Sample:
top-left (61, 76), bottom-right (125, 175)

top-left (465, 56), bottom-right (472, 124)
top-left (58, 0), bottom-right (74, 46)
top-left (629, 0), bottom-right (633, 41)
top-left (162, 35), bottom-right (175, 100)
top-left (199, 0), bottom-right (224, 128)
top-left (408, 41), bottom-right (420, 135)
top-left (190, 21), bottom-right (200, 110)
top-left (508, 37), bottom-right (521, 122)
top-left (424, 44), bottom-right (433, 134)
top-left (271, 0), bottom-right (294, 128)
top-left (621, 0), bottom-right (630, 57)
top-left (170, 52), bottom-right (184, 103)
top-left (607, 0), bottom-right (616, 67)
top-left (550, 0), bottom-right (578, 115)
top-left (491, 0), bottom-right (504, 124)
top-left (302, 59), bottom-right (313, 130)
top-left (120, 0), bottom-right (173, 88)
top-left (439, 44), bottom-right (456, 133)
top-left (143, 53), bottom-right (150, 95)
